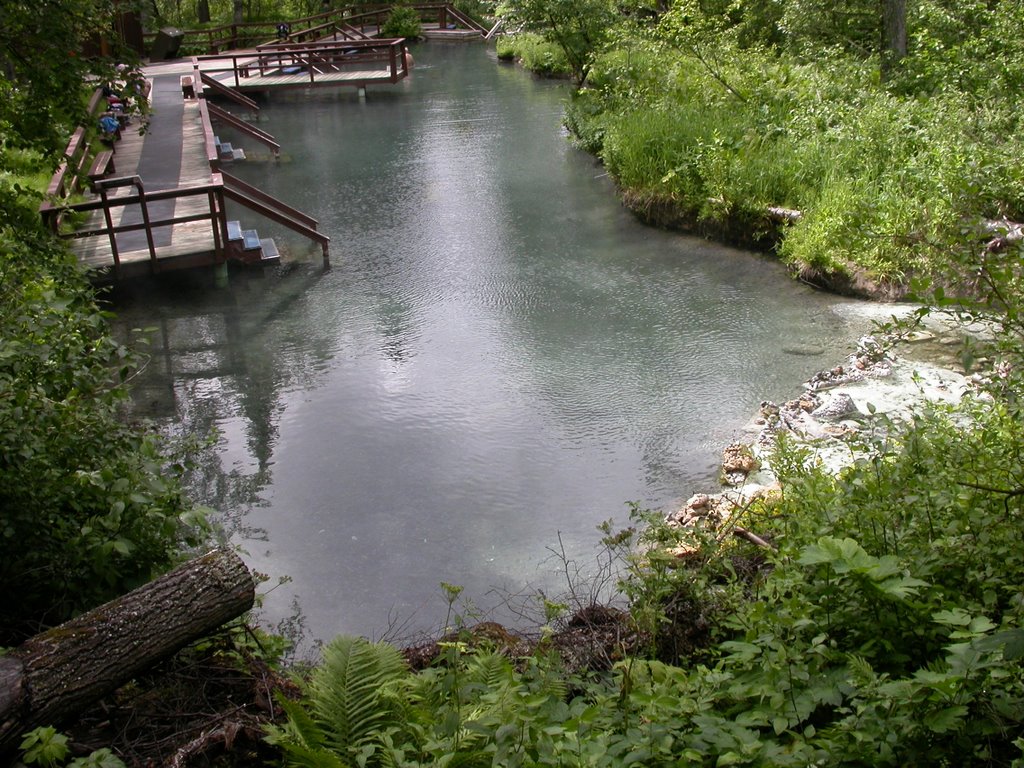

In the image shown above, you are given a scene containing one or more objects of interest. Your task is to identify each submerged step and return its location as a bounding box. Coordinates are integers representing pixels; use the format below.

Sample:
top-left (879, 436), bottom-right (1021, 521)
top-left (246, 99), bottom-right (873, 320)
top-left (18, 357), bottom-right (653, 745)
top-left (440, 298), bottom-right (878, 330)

top-left (242, 229), bottom-right (261, 250)
top-left (259, 238), bottom-right (280, 263)
top-left (226, 220), bottom-right (242, 241)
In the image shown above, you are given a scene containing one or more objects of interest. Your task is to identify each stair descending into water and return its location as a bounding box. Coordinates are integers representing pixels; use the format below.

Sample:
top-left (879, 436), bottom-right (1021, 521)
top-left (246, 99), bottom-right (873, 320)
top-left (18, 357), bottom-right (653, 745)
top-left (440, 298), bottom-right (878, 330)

top-left (225, 220), bottom-right (280, 265)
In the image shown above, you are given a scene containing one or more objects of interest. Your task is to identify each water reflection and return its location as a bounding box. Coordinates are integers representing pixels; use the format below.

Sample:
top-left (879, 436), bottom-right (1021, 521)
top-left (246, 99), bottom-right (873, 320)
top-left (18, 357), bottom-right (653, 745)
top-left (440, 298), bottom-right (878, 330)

top-left (110, 43), bottom-right (879, 644)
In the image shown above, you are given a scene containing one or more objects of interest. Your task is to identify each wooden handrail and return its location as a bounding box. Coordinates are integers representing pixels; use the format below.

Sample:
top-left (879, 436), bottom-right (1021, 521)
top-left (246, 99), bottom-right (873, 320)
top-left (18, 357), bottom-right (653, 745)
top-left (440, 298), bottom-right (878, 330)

top-left (219, 170), bottom-right (318, 229)
top-left (40, 87), bottom-right (127, 232)
top-left (220, 186), bottom-right (328, 247)
top-left (442, 5), bottom-right (488, 33)
top-left (206, 102), bottom-right (281, 156)
top-left (222, 184), bottom-right (330, 265)
top-left (196, 98), bottom-right (221, 169)
top-left (198, 38), bottom-right (408, 87)
top-left (197, 70), bottom-right (260, 110)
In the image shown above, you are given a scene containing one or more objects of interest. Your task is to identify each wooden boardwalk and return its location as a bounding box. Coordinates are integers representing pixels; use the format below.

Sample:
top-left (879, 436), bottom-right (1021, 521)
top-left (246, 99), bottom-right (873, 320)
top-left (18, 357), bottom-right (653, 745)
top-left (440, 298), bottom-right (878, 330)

top-left (195, 38), bottom-right (411, 94)
top-left (46, 32), bottom-right (426, 279)
top-left (64, 71), bottom-right (223, 278)
top-left (48, 55), bottom-right (329, 281)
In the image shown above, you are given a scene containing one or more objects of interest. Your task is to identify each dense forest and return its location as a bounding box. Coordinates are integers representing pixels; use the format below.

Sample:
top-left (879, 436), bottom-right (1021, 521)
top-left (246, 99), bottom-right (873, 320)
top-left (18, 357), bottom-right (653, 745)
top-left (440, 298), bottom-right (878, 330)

top-left (2, 0), bottom-right (1024, 765)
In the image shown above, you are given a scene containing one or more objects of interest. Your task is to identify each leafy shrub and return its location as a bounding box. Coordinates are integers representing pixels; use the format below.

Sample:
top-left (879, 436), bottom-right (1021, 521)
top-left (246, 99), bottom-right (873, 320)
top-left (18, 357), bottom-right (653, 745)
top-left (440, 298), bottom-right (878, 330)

top-left (498, 32), bottom-right (571, 78)
top-left (0, 196), bottom-right (208, 643)
top-left (380, 6), bottom-right (422, 39)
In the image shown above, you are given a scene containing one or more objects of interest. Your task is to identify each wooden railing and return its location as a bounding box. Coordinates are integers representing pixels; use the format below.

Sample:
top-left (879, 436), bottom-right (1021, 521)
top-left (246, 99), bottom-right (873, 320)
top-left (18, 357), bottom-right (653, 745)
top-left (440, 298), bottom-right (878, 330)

top-left (144, 4), bottom-right (488, 55)
top-left (39, 172), bottom-right (330, 275)
top-left (197, 71), bottom-right (260, 110)
top-left (286, 20), bottom-right (369, 44)
top-left (194, 38), bottom-right (410, 89)
top-left (205, 101), bottom-right (280, 156)
top-left (43, 88), bottom-right (116, 219)
top-left (40, 176), bottom-right (227, 278)
top-left (196, 97), bottom-right (330, 264)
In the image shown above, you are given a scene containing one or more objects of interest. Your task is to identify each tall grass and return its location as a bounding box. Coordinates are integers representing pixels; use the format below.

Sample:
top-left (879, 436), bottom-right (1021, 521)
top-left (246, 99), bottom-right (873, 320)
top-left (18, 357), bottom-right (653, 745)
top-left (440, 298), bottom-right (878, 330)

top-left (572, 34), bottom-right (1024, 291)
top-left (496, 32), bottom-right (570, 78)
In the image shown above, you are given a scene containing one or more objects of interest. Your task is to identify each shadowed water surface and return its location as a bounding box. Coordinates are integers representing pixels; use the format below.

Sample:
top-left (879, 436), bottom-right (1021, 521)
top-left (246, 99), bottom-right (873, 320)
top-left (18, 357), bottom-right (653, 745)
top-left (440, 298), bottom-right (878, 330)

top-left (113, 42), bottom-right (879, 643)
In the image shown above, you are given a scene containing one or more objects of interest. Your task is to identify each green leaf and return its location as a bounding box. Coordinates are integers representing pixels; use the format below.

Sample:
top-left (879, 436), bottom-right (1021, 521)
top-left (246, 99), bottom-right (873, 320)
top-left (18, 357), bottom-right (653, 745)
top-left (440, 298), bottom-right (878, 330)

top-left (923, 705), bottom-right (968, 733)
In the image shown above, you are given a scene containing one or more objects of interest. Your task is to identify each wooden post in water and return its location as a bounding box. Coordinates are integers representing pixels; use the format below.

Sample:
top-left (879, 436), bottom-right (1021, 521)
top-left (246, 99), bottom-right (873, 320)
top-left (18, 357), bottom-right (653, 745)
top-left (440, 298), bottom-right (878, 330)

top-left (214, 260), bottom-right (229, 288)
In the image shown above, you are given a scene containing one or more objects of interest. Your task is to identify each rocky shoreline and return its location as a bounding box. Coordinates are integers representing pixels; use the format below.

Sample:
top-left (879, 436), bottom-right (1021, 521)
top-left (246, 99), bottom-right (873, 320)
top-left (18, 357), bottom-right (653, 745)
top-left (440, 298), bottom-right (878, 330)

top-left (666, 310), bottom-right (978, 551)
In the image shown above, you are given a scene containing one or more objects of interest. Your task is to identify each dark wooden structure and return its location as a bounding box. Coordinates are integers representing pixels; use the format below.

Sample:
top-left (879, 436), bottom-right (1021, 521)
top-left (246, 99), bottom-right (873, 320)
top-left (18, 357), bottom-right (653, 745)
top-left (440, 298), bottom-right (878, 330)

top-left (41, 76), bottom-right (329, 281)
top-left (43, 3), bottom-right (490, 281)
top-left (141, 3), bottom-right (488, 55)
top-left (196, 37), bottom-right (411, 93)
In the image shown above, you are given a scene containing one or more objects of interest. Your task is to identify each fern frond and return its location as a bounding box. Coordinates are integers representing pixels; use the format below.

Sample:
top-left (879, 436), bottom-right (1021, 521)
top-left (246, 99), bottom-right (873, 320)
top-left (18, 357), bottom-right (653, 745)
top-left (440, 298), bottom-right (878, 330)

top-left (266, 696), bottom-right (354, 768)
top-left (277, 740), bottom-right (351, 768)
top-left (466, 651), bottom-right (514, 691)
top-left (308, 635), bottom-right (411, 760)
top-left (271, 695), bottom-right (330, 750)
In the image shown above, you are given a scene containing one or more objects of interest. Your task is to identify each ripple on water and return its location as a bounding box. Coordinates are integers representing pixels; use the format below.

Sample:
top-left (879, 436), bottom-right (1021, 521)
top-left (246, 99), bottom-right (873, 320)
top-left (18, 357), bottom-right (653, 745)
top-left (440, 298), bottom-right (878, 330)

top-left (113, 44), bottom-right (880, 642)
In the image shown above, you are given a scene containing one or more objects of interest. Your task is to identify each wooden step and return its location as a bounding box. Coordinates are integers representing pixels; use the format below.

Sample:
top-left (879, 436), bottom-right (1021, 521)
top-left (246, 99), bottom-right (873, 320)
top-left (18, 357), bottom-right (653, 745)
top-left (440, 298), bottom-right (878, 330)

top-left (218, 141), bottom-right (234, 160)
top-left (259, 237), bottom-right (280, 264)
top-left (242, 229), bottom-right (261, 250)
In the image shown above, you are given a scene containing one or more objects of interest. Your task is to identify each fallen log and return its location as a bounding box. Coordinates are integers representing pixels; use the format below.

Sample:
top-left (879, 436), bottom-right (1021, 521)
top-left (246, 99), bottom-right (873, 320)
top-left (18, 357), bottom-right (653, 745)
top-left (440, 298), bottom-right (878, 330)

top-left (0, 548), bottom-right (255, 755)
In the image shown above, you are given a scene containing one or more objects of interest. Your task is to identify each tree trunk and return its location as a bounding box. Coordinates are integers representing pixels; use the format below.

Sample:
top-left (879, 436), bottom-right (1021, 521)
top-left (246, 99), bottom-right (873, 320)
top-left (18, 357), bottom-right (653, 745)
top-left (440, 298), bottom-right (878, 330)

top-left (881, 0), bottom-right (907, 81)
top-left (0, 549), bottom-right (255, 755)
top-left (197, 0), bottom-right (210, 24)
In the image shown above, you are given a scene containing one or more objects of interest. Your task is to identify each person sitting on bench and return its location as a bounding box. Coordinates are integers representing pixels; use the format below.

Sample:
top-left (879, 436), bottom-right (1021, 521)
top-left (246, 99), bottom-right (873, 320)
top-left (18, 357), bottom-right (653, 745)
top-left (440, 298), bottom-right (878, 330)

top-left (98, 112), bottom-right (120, 144)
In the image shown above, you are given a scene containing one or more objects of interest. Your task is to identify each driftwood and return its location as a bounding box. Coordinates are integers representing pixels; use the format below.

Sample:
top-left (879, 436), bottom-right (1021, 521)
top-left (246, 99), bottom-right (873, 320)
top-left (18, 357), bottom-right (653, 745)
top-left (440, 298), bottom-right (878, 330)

top-left (765, 205), bottom-right (803, 225)
top-left (982, 218), bottom-right (1024, 253)
top-left (0, 549), bottom-right (255, 755)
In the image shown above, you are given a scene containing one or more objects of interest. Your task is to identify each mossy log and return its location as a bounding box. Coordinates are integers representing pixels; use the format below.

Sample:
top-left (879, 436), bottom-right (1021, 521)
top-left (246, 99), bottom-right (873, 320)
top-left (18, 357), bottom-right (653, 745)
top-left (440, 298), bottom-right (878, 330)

top-left (0, 549), bottom-right (255, 754)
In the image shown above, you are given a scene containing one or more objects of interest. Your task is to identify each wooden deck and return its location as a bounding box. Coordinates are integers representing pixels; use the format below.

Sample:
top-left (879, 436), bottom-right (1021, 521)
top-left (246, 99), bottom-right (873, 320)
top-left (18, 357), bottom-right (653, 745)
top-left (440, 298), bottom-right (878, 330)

top-left (63, 79), bottom-right (223, 278)
top-left (195, 38), bottom-right (411, 93)
top-left (47, 28), bottom-right (424, 279)
top-left (45, 58), bottom-right (329, 280)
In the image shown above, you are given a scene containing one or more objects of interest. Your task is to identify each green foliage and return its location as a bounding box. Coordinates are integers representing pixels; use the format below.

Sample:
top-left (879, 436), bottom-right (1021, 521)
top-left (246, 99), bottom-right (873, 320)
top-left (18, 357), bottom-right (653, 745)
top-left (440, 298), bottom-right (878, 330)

top-left (563, 0), bottom-right (1024, 289)
top-left (20, 727), bottom-right (70, 767)
top-left (0, 174), bottom-right (208, 643)
top-left (267, 635), bottom-right (409, 765)
top-left (273, 366), bottom-right (1024, 765)
top-left (381, 7), bottom-right (423, 40)
top-left (497, 0), bottom-right (617, 85)
top-left (0, 0), bottom-right (140, 158)
top-left (20, 728), bottom-right (126, 768)
top-left (496, 33), bottom-right (571, 78)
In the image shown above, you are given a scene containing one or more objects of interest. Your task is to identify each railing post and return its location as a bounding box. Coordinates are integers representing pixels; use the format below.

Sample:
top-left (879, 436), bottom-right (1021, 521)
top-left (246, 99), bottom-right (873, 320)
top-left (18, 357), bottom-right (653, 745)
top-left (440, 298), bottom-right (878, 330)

top-left (134, 179), bottom-right (158, 270)
top-left (213, 178), bottom-right (230, 260)
top-left (208, 188), bottom-right (223, 258)
top-left (98, 187), bottom-right (122, 280)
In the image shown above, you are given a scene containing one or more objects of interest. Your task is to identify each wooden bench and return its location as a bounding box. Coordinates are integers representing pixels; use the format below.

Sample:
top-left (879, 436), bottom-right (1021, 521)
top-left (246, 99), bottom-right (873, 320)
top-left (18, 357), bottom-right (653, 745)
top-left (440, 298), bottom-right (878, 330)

top-left (87, 150), bottom-right (116, 190)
